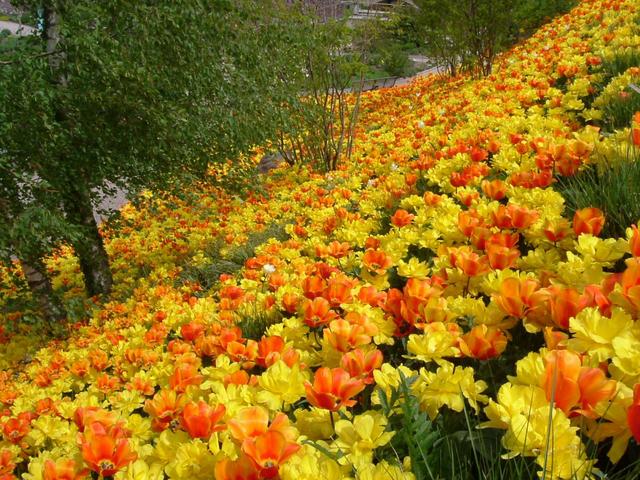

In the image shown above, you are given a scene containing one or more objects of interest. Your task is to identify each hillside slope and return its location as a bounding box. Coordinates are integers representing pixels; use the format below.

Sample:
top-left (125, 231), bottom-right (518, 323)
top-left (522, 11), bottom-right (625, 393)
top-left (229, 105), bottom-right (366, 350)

top-left (1, 0), bottom-right (640, 478)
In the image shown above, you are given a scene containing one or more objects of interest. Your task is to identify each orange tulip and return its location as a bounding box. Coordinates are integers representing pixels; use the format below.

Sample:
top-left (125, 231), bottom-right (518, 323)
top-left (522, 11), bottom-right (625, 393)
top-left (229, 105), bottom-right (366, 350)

top-left (323, 276), bottom-right (354, 307)
top-left (633, 112), bottom-right (640, 147)
top-left (491, 204), bottom-right (539, 230)
top-left (470, 226), bottom-right (492, 250)
top-left (579, 283), bottom-right (613, 317)
top-left (242, 430), bottom-right (301, 478)
top-left (542, 350), bottom-right (581, 414)
top-left (423, 191), bottom-right (442, 206)
top-left (169, 363), bottom-right (203, 393)
top-left (88, 350), bottom-right (108, 372)
top-left (126, 377), bottom-right (155, 396)
top-left (302, 297), bottom-right (337, 328)
top-left (2, 417), bottom-right (29, 445)
top-left (144, 389), bottom-right (188, 432)
top-left (391, 209), bottom-right (414, 227)
top-left (629, 224), bottom-right (640, 257)
top-left (215, 455), bottom-right (261, 480)
top-left (35, 398), bottom-right (59, 417)
top-left (324, 319), bottom-right (371, 353)
top-left (304, 367), bottom-right (365, 411)
top-left (450, 248), bottom-right (489, 277)
top-left (226, 340), bottom-right (258, 368)
top-left (362, 249), bottom-right (393, 275)
top-left (179, 401), bottom-right (226, 441)
top-left (544, 327), bottom-right (568, 350)
top-left (457, 190), bottom-right (480, 207)
top-left (458, 210), bottom-right (484, 237)
top-left (546, 285), bottom-right (584, 329)
top-left (470, 146), bottom-right (488, 162)
top-left (573, 207), bottom-right (605, 236)
top-left (576, 367), bottom-right (616, 417)
top-left (327, 241), bottom-right (351, 259)
top-left (486, 243), bottom-right (520, 270)
top-left (302, 275), bottom-right (326, 299)
top-left (627, 384), bottom-right (640, 442)
top-left (43, 459), bottom-right (88, 480)
top-left (487, 232), bottom-right (519, 248)
top-left (74, 407), bottom-right (121, 433)
top-left (256, 336), bottom-right (285, 369)
top-left (281, 292), bottom-right (300, 314)
top-left (340, 348), bottom-right (383, 384)
top-left (493, 277), bottom-right (541, 318)
top-left (508, 204), bottom-right (540, 229)
top-left (543, 218), bottom-right (571, 243)
top-left (180, 321), bottom-right (205, 341)
top-left (0, 450), bottom-right (15, 478)
top-left (481, 179), bottom-right (507, 200)
top-left (611, 260), bottom-right (640, 318)
top-left (460, 325), bottom-right (507, 360)
top-left (80, 423), bottom-right (136, 478)
top-left (70, 360), bottom-right (90, 378)
top-left (228, 407), bottom-right (297, 444)
top-left (358, 285), bottom-right (387, 307)
top-left (195, 334), bottom-right (223, 357)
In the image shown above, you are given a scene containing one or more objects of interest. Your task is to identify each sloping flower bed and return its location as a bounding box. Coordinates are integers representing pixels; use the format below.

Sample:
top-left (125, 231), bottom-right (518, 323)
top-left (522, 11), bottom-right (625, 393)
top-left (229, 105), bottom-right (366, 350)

top-left (1, 0), bottom-right (640, 478)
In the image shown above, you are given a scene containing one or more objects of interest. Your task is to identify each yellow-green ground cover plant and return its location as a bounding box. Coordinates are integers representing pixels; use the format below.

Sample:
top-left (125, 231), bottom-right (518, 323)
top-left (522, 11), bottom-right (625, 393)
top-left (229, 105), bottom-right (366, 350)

top-left (2, 0), bottom-right (640, 478)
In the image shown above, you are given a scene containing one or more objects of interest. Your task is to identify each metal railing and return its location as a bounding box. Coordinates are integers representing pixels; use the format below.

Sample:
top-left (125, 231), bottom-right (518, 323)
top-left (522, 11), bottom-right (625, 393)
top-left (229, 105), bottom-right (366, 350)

top-left (356, 76), bottom-right (400, 91)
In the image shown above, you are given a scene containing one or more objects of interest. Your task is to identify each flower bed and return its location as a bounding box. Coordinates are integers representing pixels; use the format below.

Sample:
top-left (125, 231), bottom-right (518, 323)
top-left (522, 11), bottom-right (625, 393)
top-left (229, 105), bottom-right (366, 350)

top-left (1, 1), bottom-right (640, 478)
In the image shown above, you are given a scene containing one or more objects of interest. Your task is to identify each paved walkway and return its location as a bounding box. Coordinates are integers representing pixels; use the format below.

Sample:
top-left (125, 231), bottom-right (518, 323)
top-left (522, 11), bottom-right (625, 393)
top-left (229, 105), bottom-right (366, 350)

top-left (0, 20), bottom-right (35, 36)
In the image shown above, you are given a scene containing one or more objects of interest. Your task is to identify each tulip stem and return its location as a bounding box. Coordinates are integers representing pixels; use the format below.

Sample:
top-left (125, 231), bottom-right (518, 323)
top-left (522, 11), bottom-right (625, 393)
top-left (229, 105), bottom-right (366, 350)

top-left (329, 410), bottom-right (335, 431)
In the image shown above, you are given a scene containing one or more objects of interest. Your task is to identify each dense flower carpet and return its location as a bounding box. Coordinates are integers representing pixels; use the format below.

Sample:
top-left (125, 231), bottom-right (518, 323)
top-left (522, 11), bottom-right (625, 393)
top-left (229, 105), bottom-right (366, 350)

top-left (1, 0), bottom-right (640, 478)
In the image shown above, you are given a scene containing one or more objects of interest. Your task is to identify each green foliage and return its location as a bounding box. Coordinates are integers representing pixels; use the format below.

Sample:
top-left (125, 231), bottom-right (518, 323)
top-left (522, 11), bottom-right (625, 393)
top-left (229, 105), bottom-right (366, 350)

top-left (395, 372), bottom-right (439, 480)
top-left (555, 155), bottom-right (640, 239)
top-left (236, 307), bottom-right (282, 341)
top-left (512, 0), bottom-right (577, 39)
top-left (375, 43), bottom-right (411, 78)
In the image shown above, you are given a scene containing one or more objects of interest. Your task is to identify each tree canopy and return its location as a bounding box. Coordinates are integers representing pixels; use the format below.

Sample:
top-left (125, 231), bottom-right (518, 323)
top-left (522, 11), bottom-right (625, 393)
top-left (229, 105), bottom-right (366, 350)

top-left (0, 0), bottom-right (309, 314)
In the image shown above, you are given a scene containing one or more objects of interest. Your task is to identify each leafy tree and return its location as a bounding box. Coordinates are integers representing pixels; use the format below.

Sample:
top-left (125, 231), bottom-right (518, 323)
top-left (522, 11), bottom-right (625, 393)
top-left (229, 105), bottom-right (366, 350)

top-left (393, 0), bottom-right (575, 77)
top-left (275, 8), bottom-right (367, 171)
top-left (0, 0), bottom-right (309, 319)
top-left (409, 0), bottom-right (517, 77)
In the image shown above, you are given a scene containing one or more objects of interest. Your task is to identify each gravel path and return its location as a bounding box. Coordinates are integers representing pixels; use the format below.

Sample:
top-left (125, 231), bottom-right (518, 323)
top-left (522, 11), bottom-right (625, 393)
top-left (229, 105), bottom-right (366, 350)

top-left (0, 20), bottom-right (35, 36)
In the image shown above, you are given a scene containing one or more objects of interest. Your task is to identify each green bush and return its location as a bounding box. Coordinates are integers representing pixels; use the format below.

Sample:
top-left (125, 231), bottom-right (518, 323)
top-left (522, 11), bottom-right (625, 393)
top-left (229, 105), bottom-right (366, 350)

top-left (378, 44), bottom-right (411, 77)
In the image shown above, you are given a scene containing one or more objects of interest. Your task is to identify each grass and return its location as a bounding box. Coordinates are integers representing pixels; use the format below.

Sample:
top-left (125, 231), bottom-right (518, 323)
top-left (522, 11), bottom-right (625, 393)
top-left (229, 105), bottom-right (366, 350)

top-left (554, 157), bottom-right (640, 239)
top-left (601, 92), bottom-right (640, 132)
top-left (600, 50), bottom-right (640, 82)
top-left (179, 221), bottom-right (291, 292)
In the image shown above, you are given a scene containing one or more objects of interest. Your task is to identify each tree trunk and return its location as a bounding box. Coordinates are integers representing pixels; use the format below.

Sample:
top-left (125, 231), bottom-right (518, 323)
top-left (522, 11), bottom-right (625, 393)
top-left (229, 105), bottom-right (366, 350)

top-left (43, 3), bottom-right (112, 297)
top-left (63, 185), bottom-right (113, 297)
top-left (20, 258), bottom-right (66, 323)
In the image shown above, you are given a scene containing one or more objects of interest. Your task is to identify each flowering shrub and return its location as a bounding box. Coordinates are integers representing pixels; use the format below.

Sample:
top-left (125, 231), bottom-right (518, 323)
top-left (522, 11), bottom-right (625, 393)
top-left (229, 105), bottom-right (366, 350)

top-left (1, 1), bottom-right (640, 479)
